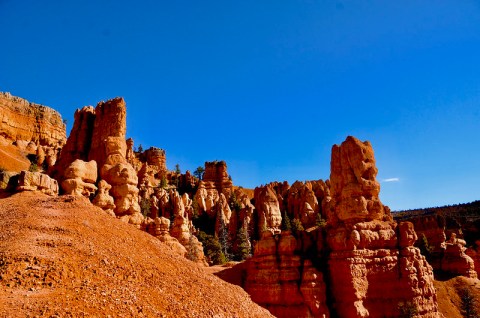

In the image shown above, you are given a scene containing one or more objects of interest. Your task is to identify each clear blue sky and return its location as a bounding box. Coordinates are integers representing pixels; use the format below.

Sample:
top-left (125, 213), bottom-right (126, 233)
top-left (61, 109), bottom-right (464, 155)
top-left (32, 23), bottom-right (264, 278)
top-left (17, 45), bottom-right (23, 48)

top-left (1, 1), bottom-right (479, 210)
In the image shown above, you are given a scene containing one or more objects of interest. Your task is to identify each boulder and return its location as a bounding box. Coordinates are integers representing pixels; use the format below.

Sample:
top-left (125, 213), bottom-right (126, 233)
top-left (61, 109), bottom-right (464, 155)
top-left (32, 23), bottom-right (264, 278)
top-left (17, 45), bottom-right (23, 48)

top-left (16, 171), bottom-right (59, 195)
top-left (61, 159), bottom-right (98, 197)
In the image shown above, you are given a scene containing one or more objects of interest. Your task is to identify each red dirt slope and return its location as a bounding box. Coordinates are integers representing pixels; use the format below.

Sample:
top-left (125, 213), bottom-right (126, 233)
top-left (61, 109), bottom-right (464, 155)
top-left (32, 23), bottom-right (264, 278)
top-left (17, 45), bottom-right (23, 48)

top-left (0, 191), bottom-right (273, 317)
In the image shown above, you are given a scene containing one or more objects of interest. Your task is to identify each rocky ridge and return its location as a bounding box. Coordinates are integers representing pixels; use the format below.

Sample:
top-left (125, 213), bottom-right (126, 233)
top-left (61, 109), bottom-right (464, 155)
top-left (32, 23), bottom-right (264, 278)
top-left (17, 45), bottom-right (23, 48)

top-left (1, 93), bottom-right (478, 317)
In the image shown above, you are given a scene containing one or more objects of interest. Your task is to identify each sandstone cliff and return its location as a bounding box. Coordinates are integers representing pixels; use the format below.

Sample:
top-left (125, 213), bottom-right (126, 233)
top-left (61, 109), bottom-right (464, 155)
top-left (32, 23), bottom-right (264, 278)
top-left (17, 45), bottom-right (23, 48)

top-left (0, 92), bottom-right (66, 148)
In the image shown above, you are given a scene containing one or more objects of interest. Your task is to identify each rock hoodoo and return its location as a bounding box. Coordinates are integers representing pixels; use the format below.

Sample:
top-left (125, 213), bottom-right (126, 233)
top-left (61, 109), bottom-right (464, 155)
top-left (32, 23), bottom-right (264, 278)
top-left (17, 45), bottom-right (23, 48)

top-left (406, 215), bottom-right (477, 279)
top-left (325, 136), bottom-right (440, 317)
top-left (242, 136), bottom-right (442, 318)
top-left (202, 160), bottom-right (233, 197)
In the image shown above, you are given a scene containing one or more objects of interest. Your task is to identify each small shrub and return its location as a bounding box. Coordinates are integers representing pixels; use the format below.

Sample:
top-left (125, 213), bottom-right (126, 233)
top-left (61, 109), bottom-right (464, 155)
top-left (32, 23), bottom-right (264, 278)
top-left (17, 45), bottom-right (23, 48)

top-left (140, 197), bottom-right (151, 217)
top-left (291, 218), bottom-right (304, 235)
top-left (316, 213), bottom-right (326, 228)
top-left (29, 163), bottom-right (39, 172)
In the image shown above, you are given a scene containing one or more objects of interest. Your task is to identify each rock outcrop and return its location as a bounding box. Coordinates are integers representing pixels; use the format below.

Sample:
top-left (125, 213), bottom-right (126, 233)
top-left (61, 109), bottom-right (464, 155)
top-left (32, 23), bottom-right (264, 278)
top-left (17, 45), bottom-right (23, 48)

top-left (53, 98), bottom-right (142, 226)
top-left (143, 147), bottom-right (167, 176)
top-left (245, 230), bottom-right (329, 318)
top-left (92, 180), bottom-right (116, 216)
top-left (406, 215), bottom-right (477, 279)
top-left (0, 92), bottom-right (66, 147)
top-left (243, 136), bottom-right (441, 318)
top-left (254, 185), bottom-right (282, 234)
top-left (325, 136), bottom-right (440, 317)
top-left (441, 233), bottom-right (477, 278)
top-left (202, 160), bottom-right (233, 197)
top-left (52, 106), bottom-right (95, 178)
top-left (61, 159), bottom-right (98, 197)
top-left (16, 170), bottom-right (59, 195)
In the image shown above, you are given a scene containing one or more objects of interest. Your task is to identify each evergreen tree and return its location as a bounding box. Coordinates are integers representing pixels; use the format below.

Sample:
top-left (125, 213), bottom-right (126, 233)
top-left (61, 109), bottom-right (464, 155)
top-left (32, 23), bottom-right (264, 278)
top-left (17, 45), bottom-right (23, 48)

top-left (194, 166), bottom-right (205, 180)
top-left (291, 218), bottom-right (304, 236)
top-left (281, 210), bottom-right (292, 231)
top-left (197, 231), bottom-right (226, 265)
top-left (235, 222), bottom-right (251, 261)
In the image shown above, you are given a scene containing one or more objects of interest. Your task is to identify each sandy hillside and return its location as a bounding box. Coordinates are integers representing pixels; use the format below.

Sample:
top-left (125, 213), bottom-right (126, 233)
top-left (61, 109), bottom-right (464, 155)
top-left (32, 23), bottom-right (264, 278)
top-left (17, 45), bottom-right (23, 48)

top-left (0, 144), bottom-right (30, 172)
top-left (0, 191), bottom-right (272, 318)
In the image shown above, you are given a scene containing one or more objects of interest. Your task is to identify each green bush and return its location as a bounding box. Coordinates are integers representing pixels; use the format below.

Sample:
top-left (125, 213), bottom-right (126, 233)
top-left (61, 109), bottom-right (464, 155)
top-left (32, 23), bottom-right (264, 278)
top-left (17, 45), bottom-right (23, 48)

top-left (291, 218), bottom-right (304, 236)
top-left (140, 197), bottom-right (151, 217)
top-left (316, 213), bottom-right (326, 228)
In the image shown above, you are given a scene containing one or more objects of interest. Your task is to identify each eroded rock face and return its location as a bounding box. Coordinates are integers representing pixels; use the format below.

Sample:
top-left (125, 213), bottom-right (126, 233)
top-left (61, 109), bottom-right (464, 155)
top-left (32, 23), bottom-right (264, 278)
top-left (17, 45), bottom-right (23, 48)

top-left (88, 98), bottom-right (126, 168)
top-left (245, 230), bottom-right (330, 318)
top-left (407, 215), bottom-right (477, 278)
top-left (202, 161), bottom-right (233, 197)
top-left (61, 159), bottom-right (98, 197)
top-left (92, 180), bottom-right (115, 216)
top-left (52, 106), bottom-right (95, 179)
top-left (144, 147), bottom-right (167, 176)
top-left (146, 217), bottom-right (187, 257)
top-left (328, 136), bottom-right (388, 225)
top-left (254, 185), bottom-right (282, 234)
top-left (325, 136), bottom-right (440, 318)
top-left (466, 241), bottom-right (480, 276)
top-left (16, 171), bottom-right (59, 195)
top-left (287, 181), bottom-right (320, 228)
top-left (0, 92), bottom-right (66, 147)
top-left (441, 233), bottom-right (477, 278)
top-left (54, 98), bottom-right (142, 226)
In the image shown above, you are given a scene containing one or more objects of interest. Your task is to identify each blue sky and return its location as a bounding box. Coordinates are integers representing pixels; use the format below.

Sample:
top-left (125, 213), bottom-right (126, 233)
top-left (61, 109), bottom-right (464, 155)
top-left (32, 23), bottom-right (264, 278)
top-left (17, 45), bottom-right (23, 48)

top-left (1, 1), bottom-right (480, 210)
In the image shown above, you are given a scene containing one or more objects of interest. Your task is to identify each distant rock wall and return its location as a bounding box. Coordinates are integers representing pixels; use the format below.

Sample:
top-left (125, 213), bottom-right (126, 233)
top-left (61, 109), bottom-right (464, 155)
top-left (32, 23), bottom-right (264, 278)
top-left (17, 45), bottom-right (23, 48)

top-left (0, 92), bottom-right (66, 147)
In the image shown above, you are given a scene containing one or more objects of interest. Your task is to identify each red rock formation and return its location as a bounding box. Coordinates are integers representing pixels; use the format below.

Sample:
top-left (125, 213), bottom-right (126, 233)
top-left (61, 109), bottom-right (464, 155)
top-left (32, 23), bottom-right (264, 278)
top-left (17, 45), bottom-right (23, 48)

top-left (254, 185), bottom-right (282, 235)
top-left (88, 98), bottom-right (126, 168)
top-left (61, 159), bottom-right (98, 197)
top-left (245, 230), bottom-right (330, 318)
top-left (16, 171), bottom-right (59, 195)
top-left (407, 215), bottom-right (477, 279)
top-left (466, 240), bottom-right (480, 276)
top-left (0, 92), bottom-right (66, 147)
top-left (325, 136), bottom-right (440, 317)
top-left (202, 160), bottom-right (233, 197)
top-left (51, 106), bottom-right (96, 179)
top-left (92, 179), bottom-right (115, 216)
top-left (287, 181), bottom-right (320, 228)
top-left (441, 233), bottom-right (477, 278)
top-left (144, 147), bottom-right (167, 175)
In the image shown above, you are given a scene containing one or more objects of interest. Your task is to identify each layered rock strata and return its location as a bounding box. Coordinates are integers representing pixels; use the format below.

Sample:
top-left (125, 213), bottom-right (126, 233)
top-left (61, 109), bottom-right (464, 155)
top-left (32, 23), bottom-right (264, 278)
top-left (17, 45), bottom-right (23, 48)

top-left (245, 230), bottom-right (329, 318)
top-left (0, 92), bottom-right (66, 147)
top-left (202, 160), bottom-right (233, 197)
top-left (243, 137), bottom-right (441, 318)
top-left (325, 136), bottom-right (440, 317)
top-left (16, 171), bottom-right (59, 195)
